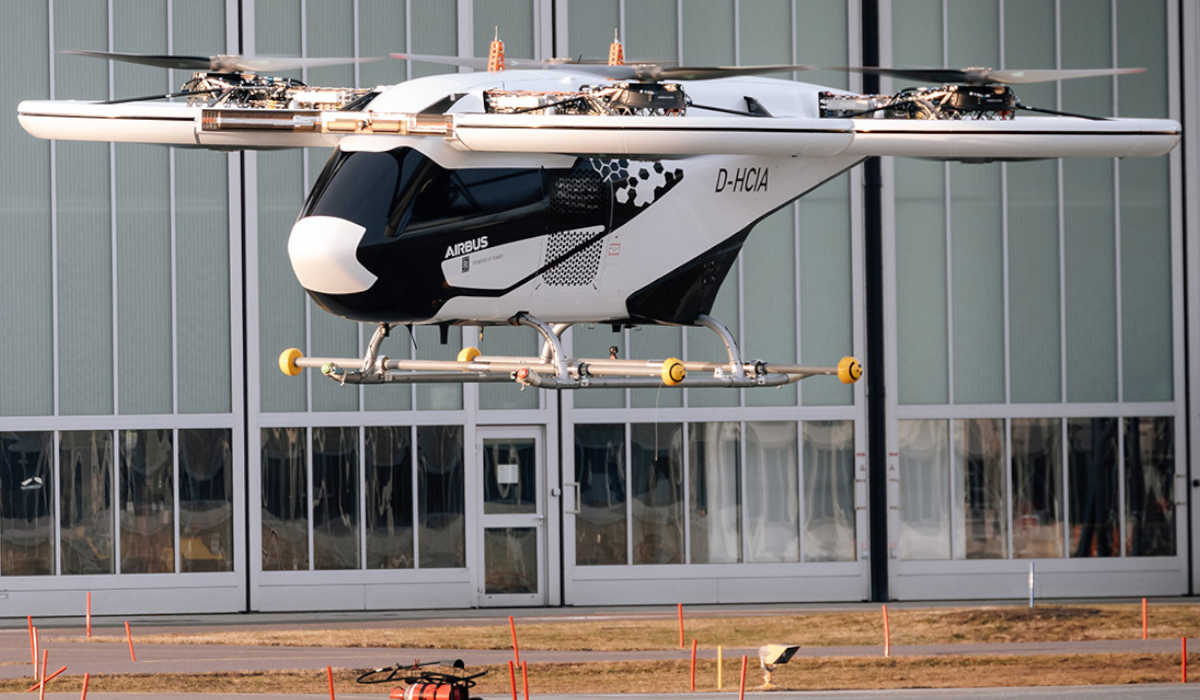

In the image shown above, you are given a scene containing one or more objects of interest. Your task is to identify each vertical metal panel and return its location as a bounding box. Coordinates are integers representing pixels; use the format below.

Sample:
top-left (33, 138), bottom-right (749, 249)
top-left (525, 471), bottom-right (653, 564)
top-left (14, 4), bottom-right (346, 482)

top-left (113, 0), bottom-right (172, 415)
top-left (798, 174), bottom-right (854, 406)
top-left (1115, 0), bottom-right (1172, 402)
top-left (474, 0), bottom-right (533, 58)
top-left (566, 0), bottom-right (617, 57)
top-left (359, 0), bottom-right (409, 87)
top-left (410, 0), bottom-right (457, 78)
top-left (624, 0), bottom-right (676, 61)
top-left (1060, 0), bottom-right (1117, 403)
top-left (55, 1), bottom-right (114, 416)
top-left (680, 0), bottom-right (733, 64)
top-left (479, 328), bottom-right (540, 410)
top-left (0, 0), bottom-right (53, 416)
top-left (743, 210), bottom-right (798, 407)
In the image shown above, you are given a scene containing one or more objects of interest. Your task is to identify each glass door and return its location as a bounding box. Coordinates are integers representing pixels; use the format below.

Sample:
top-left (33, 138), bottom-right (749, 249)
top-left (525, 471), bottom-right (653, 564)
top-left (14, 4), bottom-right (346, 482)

top-left (477, 428), bottom-right (545, 606)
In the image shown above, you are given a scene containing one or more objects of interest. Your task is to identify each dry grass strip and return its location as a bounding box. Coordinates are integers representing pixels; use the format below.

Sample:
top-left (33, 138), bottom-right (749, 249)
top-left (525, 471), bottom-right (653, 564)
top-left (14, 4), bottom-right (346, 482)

top-left (76, 604), bottom-right (1200, 651)
top-left (0, 653), bottom-right (1190, 695)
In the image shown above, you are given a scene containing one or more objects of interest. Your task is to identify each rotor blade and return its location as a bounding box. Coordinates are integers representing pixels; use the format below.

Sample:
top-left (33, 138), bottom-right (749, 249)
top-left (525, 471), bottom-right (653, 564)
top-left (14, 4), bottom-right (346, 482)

top-left (62, 49), bottom-right (382, 73)
top-left (1014, 102), bottom-right (1109, 121)
top-left (655, 64), bottom-right (815, 80)
top-left (825, 65), bottom-right (1145, 85)
top-left (61, 49), bottom-right (212, 70)
top-left (102, 88), bottom-right (222, 105)
top-left (985, 67), bottom-right (1145, 84)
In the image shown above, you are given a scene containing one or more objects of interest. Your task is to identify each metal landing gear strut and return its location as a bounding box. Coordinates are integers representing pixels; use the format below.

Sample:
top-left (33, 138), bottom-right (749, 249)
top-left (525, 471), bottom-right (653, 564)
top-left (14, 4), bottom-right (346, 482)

top-left (277, 313), bottom-right (862, 389)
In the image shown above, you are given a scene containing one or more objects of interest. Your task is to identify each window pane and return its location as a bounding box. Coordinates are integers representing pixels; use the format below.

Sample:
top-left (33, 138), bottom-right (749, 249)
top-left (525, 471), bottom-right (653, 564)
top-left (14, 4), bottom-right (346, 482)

top-left (803, 420), bottom-right (856, 562)
top-left (179, 429), bottom-right (233, 572)
top-left (1068, 418), bottom-right (1119, 557)
top-left (313, 427), bottom-right (359, 570)
top-left (483, 439), bottom-right (537, 515)
top-left (745, 421), bottom-right (798, 562)
top-left (631, 423), bottom-right (683, 564)
top-left (478, 328), bottom-right (540, 409)
top-left (1012, 418), bottom-right (1063, 557)
top-left (484, 527), bottom-right (538, 595)
top-left (574, 424), bottom-right (627, 566)
top-left (896, 160), bottom-right (948, 404)
top-left (688, 422), bottom-right (740, 564)
top-left (59, 431), bottom-right (114, 574)
top-left (365, 426), bottom-right (413, 569)
top-left (417, 425), bottom-right (465, 568)
top-left (119, 429), bottom-right (174, 574)
top-left (954, 419), bottom-right (1006, 559)
top-left (261, 427), bottom-right (308, 571)
top-left (1, 432), bottom-right (53, 575)
top-left (1125, 417), bottom-right (1174, 556)
top-left (898, 420), bottom-right (950, 560)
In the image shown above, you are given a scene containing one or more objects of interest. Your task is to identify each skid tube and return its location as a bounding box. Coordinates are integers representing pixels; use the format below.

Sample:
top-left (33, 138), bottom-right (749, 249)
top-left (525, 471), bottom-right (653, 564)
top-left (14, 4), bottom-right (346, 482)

top-left (278, 313), bottom-right (863, 389)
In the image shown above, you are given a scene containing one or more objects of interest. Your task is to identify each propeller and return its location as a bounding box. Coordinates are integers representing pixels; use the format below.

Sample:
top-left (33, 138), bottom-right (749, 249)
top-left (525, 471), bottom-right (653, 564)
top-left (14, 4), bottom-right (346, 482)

top-left (389, 53), bottom-right (813, 82)
top-left (61, 49), bottom-right (383, 73)
top-left (824, 65), bottom-right (1144, 85)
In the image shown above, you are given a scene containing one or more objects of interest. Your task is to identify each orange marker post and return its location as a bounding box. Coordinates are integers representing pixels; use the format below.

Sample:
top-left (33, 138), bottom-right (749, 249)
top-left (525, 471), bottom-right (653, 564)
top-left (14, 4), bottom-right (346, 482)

top-left (327, 665), bottom-right (335, 699)
top-left (86, 592), bottom-right (92, 638)
top-left (677, 603), bottom-right (684, 648)
top-left (521, 659), bottom-right (529, 700)
top-left (28, 617), bottom-right (35, 679)
top-left (25, 666), bottom-right (67, 693)
top-left (125, 620), bottom-right (136, 662)
top-left (508, 659), bottom-right (518, 700)
top-left (738, 655), bottom-right (747, 700)
top-left (882, 604), bottom-right (891, 658)
top-left (38, 648), bottom-right (47, 700)
top-left (80, 672), bottom-right (89, 700)
top-left (32, 626), bottom-right (39, 679)
top-left (1183, 637), bottom-right (1188, 683)
top-left (509, 615), bottom-right (521, 666)
top-left (689, 639), bottom-right (697, 691)
top-left (1142, 597), bottom-right (1148, 640)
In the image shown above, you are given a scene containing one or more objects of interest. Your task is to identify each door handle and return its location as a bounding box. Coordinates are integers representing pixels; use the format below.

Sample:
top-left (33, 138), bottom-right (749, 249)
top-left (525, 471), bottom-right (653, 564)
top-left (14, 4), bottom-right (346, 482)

top-left (564, 481), bottom-right (581, 515)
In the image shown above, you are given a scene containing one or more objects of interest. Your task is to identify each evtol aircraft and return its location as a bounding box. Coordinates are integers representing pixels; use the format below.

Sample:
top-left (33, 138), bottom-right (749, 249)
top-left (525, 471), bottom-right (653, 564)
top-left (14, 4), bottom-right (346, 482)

top-left (17, 32), bottom-right (1180, 391)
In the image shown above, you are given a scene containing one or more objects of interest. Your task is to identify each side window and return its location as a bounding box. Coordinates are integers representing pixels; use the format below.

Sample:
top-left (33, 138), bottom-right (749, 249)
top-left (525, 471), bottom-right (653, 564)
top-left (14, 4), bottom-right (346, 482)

top-left (405, 168), bottom-right (545, 233)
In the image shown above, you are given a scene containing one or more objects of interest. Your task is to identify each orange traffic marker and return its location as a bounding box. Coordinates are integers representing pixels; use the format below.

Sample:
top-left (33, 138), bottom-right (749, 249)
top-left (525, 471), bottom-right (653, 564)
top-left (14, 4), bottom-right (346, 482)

top-left (677, 603), bottom-right (684, 648)
top-left (26, 665), bottom-right (66, 692)
top-left (327, 664), bottom-right (335, 699)
top-left (882, 604), bottom-right (891, 657)
top-left (125, 620), bottom-right (136, 662)
top-left (508, 660), bottom-right (518, 700)
top-left (38, 649), bottom-right (47, 700)
top-left (80, 672), bottom-right (89, 700)
top-left (521, 659), bottom-right (529, 700)
top-left (689, 639), bottom-right (697, 691)
top-left (1142, 598), bottom-right (1148, 640)
top-left (509, 615), bottom-right (521, 666)
top-left (738, 655), bottom-right (747, 700)
top-left (86, 592), bottom-right (92, 638)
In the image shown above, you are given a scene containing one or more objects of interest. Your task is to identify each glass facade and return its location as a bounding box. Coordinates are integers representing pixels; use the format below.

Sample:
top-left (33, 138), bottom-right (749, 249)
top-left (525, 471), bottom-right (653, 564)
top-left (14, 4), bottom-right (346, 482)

top-left (0, 0), bottom-right (1188, 612)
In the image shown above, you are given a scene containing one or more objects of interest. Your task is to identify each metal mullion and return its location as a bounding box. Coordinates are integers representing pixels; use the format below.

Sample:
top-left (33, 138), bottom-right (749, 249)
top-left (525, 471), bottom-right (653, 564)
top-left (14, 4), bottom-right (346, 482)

top-left (797, 420), bottom-right (805, 562)
top-left (301, 0), bottom-right (312, 414)
top-left (108, 0), bottom-right (119, 416)
top-left (411, 424), bottom-right (419, 568)
top-left (404, 0), bottom-right (412, 79)
top-left (1004, 418), bottom-right (1014, 559)
top-left (359, 425), bottom-right (367, 569)
top-left (1117, 417), bottom-right (1126, 557)
top-left (168, 0), bottom-right (177, 420)
top-left (352, 0), bottom-right (360, 88)
top-left (49, 0), bottom-right (59, 418)
top-left (682, 422), bottom-right (690, 564)
top-left (113, 428), bottom-right (121, 574)
top-left (618, 0), bottom-right (626, 43)
top-left (354, 0), bottom-right (364, 415)
top-left (941, 0), bottom-right (951, 408)
top-left (1061, 417), bottom-right (1069, 558)
top-left (624, 327), bottom-right (631, 409)
top-left (625, 423), bottom-right (632, 566)
top-left (738, 420), bottom-right (747, 562)
top-left (306, 425), bottom-right (314, 571)
top-left (948, 419), bottom-right (957, 559)
top-left (1055, 0), bottom-right (1067, 404)
top-left (53, 431), bottom-right (61, 575)
top-left (173, 429), bottom-right (181, 573)
top-left (1111, 0), bottom-right (1122, 405)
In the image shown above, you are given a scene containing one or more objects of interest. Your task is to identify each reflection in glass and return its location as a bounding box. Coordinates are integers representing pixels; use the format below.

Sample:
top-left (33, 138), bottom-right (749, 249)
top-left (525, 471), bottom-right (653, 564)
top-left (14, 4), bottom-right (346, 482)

top-left (898, 420), bottom-right (949, 559)
top-left (803, 421), bottom-right (855, 562)
top-left (179, 429), bottom-right (233, 572)
top-left (366, 426), bottom-right (413, 569)
top-left (1, 432), bottom-right (54, 575)
top-left (417, 425), bottom-right (465, 568)
top-left (1012, 418), bottom-right (1063, 557)
top-left (261, 428), bottom-right (308, 570)
top-left (1068, 418), bottom-right (1118, 557)
top-left (688, 422), bottom-right (740, 564)
top-left (483, 439), bottom-right (536, 515)
top-left (631, 423), bottom-right (683, 564)
top-left (1125, 417), bottom-right (1174, 556)
top-left (574, 424), bottom-right (627, 565)
top-left (484, 527), bottom-right (538, 594)
top-left (745, 422), bottom-right (799, 562)
top-left (60, 431), bottom-right (114, 574)
top-left (313, 427), bottom-right (359, 570)
top-left (954, 419), bottom-right (1007, 559)
top-left (120, 430), bottom-right (175, 573)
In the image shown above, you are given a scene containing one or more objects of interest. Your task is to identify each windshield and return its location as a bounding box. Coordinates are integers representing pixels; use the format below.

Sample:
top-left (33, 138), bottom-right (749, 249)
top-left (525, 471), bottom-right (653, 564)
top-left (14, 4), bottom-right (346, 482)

top-left (303, 147), bottom-right (545, 239)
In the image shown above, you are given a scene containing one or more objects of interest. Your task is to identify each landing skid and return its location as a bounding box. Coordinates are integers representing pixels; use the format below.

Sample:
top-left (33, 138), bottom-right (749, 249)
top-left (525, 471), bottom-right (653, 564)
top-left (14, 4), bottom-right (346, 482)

top-left (278, 313), bottom-right (862, 389)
